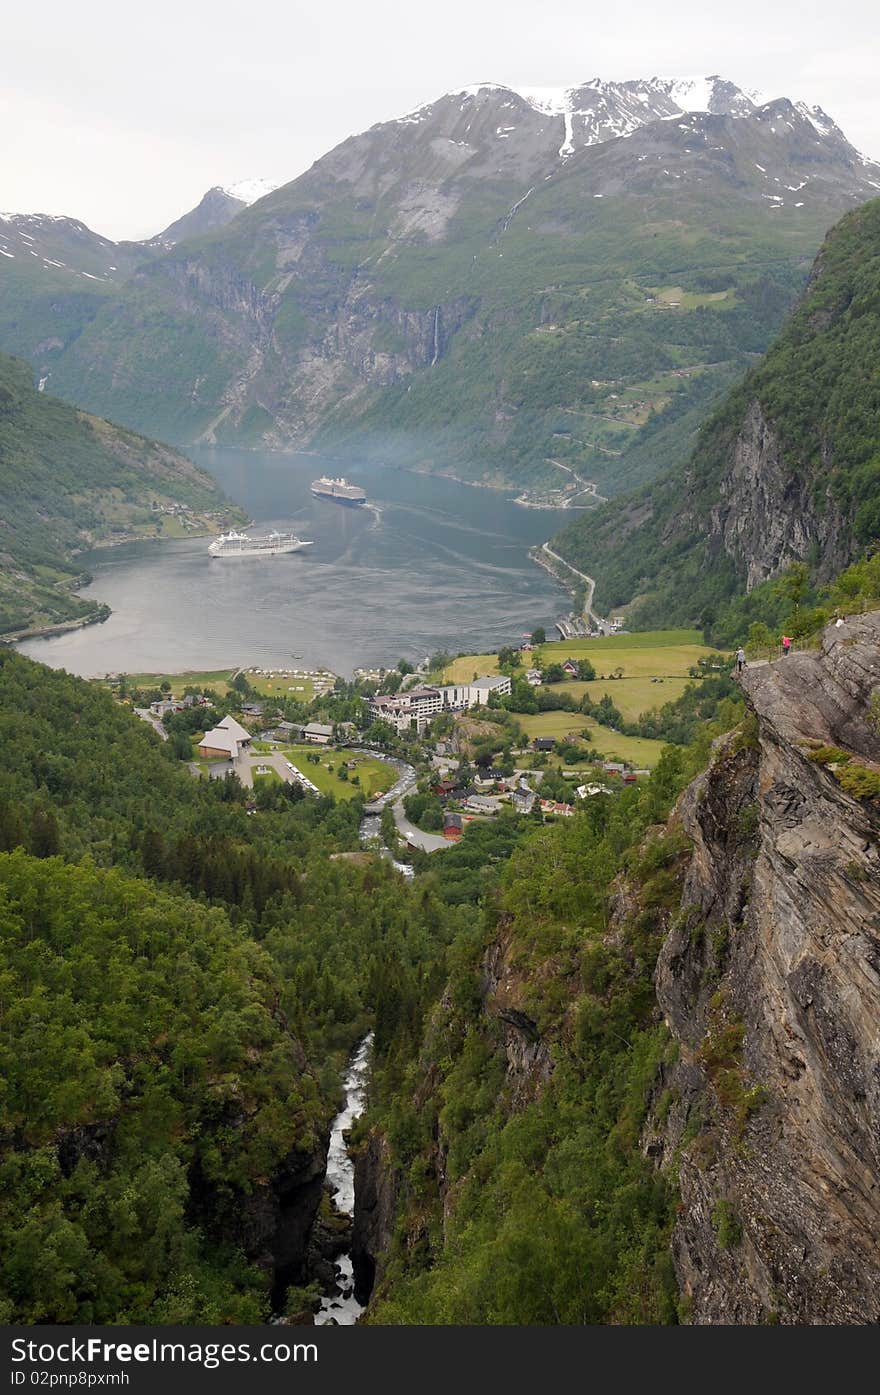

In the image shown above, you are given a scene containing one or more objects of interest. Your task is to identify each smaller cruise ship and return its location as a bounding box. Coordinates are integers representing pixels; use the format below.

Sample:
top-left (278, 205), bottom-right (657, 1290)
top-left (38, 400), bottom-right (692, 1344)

top-left (311, 475), bottom-right (367, 506)
top-left (208, 530), bottom-right (314, 558)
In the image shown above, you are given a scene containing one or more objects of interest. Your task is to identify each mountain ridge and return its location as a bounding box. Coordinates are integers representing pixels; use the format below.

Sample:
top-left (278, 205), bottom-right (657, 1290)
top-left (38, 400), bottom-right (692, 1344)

top-left (27, 76), bottom-right (879, 498)
top-left (550, 195), bottom-right (880, 636)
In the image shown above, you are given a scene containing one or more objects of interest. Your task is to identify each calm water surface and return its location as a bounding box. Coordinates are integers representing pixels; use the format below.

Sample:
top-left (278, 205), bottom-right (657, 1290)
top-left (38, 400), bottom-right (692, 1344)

top-left (18, 452), bottom-right (570, 677)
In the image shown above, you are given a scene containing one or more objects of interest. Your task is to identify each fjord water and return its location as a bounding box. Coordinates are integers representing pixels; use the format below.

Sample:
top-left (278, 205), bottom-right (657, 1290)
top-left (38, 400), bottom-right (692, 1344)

top-left (18, 451), bottom-right (570, 676)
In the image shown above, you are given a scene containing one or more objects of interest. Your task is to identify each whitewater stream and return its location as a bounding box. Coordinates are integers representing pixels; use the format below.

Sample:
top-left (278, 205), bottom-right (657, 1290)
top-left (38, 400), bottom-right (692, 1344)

top-left (314, 1033), bottom-right (374, 1325)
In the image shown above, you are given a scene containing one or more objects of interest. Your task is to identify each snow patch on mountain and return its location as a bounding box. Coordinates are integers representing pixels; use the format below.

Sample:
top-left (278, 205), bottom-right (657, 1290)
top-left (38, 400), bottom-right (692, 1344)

top-left (220, 178), bottom-right (281, 205)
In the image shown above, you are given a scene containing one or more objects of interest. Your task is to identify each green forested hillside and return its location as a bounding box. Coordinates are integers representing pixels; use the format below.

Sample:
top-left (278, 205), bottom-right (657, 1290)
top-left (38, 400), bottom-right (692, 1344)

top-left (0, 632), bottom-right (745, 1325)
top-left (0, 651), bottom-right (463, 1321)
top-left (552, 198), bottom-right (880, 636)
top-left (0, 352), bottom-right (240, 635)
top-left (0, 851), bottom-right (320, 1323)
top-left (363, 737), bottom-right (734, 1323)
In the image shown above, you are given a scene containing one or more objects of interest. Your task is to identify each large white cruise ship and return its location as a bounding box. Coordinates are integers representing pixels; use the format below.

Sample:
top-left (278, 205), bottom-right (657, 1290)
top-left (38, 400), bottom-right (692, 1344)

top-left (208, 529), bottom-right (314, 558)
top-left (311, 475), bottom-right (367, 505)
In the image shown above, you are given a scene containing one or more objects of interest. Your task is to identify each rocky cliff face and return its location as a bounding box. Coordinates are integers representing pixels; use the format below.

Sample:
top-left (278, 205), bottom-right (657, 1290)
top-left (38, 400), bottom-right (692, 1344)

top-left (197, 1139), bottom-right (329, 1307)
top-left (650, 614), bottom-right (880, 1322)
top-left (351, 1131), bottom-right (400, 1305)
top-left (702, 401), bottom-right (851, 590)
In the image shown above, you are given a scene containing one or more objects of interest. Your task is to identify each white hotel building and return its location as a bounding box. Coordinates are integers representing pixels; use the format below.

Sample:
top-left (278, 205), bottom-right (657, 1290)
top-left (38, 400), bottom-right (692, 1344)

top-left (367, 675), bottom-right (512, 734)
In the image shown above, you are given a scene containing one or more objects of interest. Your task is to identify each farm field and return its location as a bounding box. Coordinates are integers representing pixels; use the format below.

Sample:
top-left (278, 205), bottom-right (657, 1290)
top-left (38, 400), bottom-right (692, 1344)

top-left (545, 675), bottom-right (693, 723)
top-left (437, 653), bottom-right (500, 683)
top-left (103, 664), bottom-right (336, 703)
top-left (108, 668), bottom-right (236, 696)
top-left (244, 667), bottom-right (335, 703)
top-left (281, 746), bottom-right (396, 801)
top-left (539, 630), bottom-right (717, 677)
top-left (437, 631), bottom-right (719, 686)
top-left (516, 710), bottom-right (668, 768)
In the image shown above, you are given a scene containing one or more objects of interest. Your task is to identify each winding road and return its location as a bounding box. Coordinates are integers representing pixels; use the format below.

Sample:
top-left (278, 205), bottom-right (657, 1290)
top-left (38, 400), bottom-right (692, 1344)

top-left (540, 543), bottom-right (613, 635)
top-left (358, 754), bottom-right (451, 854)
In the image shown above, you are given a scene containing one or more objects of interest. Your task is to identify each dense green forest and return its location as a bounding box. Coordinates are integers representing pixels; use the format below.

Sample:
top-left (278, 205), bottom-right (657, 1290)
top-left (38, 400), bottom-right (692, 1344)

top-left (551, 198), bottom-right (880, 640)
top-left (0, 351), bottom-right (239, 635)
top-left (0, 652), bottom-right (462, 1320)
top-left (363, 732), bottom-right (739, 1323)
top-left (0, 639), bottom-right (749, 1324)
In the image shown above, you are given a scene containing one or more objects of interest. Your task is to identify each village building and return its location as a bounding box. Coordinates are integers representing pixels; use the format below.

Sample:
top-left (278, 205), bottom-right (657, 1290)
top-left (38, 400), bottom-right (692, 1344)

top-left (439, 675), bottom-right (512, 711)
top-left (149, 699), bottom-right (177, 718)
top-left (302, 722), bottom-right (334, 745)
top-left (197, 714), bottom-right (253, 760)
top-left (464, 794), bottom-right (503, 815)
top-left (367, 686), bottom-right (444, 734)
top-left (443, 812), bottom-right (464, 841)
top-left (525, 669), bottom-right (543, 686)
top-left (576, 783), bottom-right (613, 799)
top-left (533, 737), bottom-right (556, 752)
top-left (367, 675), bottom-right (512, 734)
top-left (511, 788), bottom-right (536, 814)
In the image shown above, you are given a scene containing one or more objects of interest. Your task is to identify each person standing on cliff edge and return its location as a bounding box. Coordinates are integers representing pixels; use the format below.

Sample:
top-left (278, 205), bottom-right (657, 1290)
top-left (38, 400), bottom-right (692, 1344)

top-left (781, 634), bottom-right (792, 657)
top-left (735, 646), bottom-right (746, 673)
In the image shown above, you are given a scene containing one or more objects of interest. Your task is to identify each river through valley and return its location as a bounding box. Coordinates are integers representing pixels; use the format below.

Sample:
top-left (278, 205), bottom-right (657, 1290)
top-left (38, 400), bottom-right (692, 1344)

top-left (315, 1034), bottom-right (374, 1326)
top-left (18, 451), bottom-right (570, 677)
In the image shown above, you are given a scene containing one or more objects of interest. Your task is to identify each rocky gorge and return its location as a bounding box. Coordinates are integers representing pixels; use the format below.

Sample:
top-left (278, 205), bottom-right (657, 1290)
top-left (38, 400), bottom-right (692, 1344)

top-left (348, 614), bottom-right (880, 1323)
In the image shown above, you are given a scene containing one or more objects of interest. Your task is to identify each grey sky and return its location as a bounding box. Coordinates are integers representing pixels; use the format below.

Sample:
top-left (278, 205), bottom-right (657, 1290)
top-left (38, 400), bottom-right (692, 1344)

top-left (3, 0), bottom-right (879, 240)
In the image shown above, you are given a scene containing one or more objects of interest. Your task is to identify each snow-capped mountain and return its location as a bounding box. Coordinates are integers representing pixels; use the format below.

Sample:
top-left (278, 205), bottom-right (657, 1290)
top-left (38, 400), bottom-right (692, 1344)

top-left (157, 179), bottom-right (281, 245)
top-left (5, 74), bottom-right (880, 497)
top-left (0, 211), bottom-right (146, 283)
top-left (220, 177), bottom-right (281, 205)
top-left (399, 75), bottom-right (855, 163)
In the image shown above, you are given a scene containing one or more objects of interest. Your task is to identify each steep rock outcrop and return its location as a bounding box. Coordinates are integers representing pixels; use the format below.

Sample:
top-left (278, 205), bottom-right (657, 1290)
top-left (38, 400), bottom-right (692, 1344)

top-left (481, 925), bottom-right (555, 1107)
top-left (703, 401), bottom-right (850, 589)
top-left (351, 1131), bottom-right (400, 1305)
top-left (190, 1110), bottom-right (330, 1305)
top-left (652, 614), bottom-right (880, 1322)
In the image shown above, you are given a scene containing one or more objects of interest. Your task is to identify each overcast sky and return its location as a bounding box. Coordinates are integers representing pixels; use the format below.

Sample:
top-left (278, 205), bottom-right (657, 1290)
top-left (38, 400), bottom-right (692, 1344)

top-left (3, 0), bottom-right (879, 240)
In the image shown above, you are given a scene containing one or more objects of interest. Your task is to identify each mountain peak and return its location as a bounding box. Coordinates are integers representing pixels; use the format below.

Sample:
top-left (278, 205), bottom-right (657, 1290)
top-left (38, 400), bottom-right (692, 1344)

top-left (156, 178), bottom-right (282, 247)
top-left (219, 177), bottom-right (281, 205)
top-left (398, 75), bottom-right (827, 161)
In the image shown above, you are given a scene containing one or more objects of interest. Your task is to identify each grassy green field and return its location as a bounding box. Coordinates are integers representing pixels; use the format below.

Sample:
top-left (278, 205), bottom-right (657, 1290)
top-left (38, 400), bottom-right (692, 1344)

top-left (438, 631), bottom-right (716, 687)
top-left (435, 630), bottom-right (717, 767)
top-left (539, 630), bottom-right (715, 676)
top-left (515, 711), bottom-right (668, 767)
top-left (439, 631), bottom-right (715, 682)
top-left (244, 668), bottom-right (334, 703)
top-left (545, 675), bottom-right (692, 722)
top-left (116, 669), bottom-right (236, 696)
top-left (104, 665), bottom-right (333, 703)
top-left (438, 654), bottom-right (500, 683)
top-left (282, 747), bottom-right (395, 801)
top-left (252, 767), bottom-right (283, 786)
